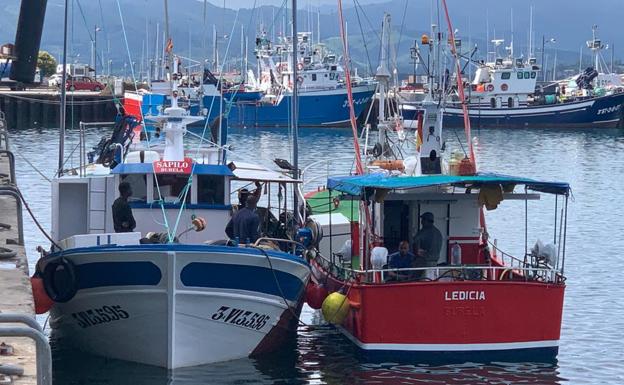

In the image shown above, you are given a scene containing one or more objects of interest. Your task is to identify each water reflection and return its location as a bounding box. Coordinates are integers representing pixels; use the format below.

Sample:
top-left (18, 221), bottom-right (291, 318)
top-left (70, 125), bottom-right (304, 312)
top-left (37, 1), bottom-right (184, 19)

top-left (52, 321), bottom-right (565, 385)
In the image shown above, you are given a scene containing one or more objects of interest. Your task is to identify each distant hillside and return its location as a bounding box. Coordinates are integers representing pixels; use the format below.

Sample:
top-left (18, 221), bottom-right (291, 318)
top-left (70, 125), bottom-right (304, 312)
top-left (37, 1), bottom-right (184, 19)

top-left (1, 0), bottom-right (622, 77)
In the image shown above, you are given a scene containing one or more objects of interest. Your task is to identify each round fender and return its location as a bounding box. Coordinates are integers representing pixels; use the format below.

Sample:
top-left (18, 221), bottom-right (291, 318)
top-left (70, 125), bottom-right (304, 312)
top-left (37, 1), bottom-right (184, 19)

top-left (31, 276), bottom-right (54, 314)
top-left (42, 257), bottom-right (78, 303)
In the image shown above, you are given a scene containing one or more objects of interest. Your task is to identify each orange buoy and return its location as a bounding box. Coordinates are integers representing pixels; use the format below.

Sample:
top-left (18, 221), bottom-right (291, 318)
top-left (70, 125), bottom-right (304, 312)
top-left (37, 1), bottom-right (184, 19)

top-left (371, 159), bottom-right (405, 171)
top-left (305, 282), bottom-right (328, 310)
top-left (31, 276), bottom-right (54, 314)
top-left (458, 158), bottom-right (476, 176)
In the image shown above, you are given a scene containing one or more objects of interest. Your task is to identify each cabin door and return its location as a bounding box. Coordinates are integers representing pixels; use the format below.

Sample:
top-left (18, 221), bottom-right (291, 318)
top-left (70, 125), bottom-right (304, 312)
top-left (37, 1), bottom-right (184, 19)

top-left (410, 201), bottom-right (449, 264)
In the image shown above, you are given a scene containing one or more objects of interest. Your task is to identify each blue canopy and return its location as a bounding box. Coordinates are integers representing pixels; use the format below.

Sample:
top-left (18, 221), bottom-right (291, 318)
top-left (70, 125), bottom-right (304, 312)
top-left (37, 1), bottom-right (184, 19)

top-left (327, 172), bottom-right (570, 196)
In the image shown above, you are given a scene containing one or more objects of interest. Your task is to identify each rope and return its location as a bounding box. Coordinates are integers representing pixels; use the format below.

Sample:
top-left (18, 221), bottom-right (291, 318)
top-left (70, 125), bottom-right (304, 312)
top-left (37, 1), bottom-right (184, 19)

top-left (254, 246), bottom-right (310, 328)
top-left (441, 0), bottom-right (476, 164)
top-left (170, 9), bottom-right (241, 239)
top-left (337, 0), bottom-right (364, 175)
top-left (353, 1), bottom-right (373, 76)
top-left (12, 185), bottom-right (62, 250)
top-left (115, 0), bottom-right (172, 241)
top-left (12, 150), bottom-right (51, 183)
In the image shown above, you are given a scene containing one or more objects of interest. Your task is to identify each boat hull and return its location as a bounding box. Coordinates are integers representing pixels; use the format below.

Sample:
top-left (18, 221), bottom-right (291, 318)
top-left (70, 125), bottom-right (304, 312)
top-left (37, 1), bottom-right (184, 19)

top-left (224, 84), bottom-right (376, 128)
top-left (402, 92), bottom-right (624, 128)
top-left (45, 244), bottom-right (309, 368)
top-left (125, 84), bottom-right (376, 129)
top-left (314, 261), bottom-right (564, 362)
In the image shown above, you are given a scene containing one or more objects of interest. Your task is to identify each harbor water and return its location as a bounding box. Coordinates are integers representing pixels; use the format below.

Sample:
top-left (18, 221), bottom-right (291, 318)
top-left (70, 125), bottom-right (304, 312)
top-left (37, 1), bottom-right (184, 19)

top-left (8, 125), bottom-right (624, 384)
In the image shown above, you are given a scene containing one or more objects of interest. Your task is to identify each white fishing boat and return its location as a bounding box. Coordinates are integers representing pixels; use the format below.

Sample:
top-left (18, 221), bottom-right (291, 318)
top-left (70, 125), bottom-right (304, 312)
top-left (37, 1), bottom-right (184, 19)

top-left (33, 2), bottom-right (311, 368)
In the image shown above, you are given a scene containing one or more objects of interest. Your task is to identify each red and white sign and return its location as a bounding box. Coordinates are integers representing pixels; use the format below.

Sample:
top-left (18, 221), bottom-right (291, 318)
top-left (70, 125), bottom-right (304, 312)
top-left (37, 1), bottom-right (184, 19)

top-left (153, 157), bottom-right (193, 174)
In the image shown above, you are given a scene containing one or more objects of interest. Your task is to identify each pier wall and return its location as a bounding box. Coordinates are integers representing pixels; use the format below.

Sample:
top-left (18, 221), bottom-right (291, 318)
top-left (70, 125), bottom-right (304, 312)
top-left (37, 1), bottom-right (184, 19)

top-left (0, 90), bottom-right (118, 129)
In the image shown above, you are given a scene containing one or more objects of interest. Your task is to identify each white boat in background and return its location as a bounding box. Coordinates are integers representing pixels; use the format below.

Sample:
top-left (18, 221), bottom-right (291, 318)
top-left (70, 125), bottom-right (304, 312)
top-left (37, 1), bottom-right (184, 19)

top-left (35, 32), bottom-right (311, 366)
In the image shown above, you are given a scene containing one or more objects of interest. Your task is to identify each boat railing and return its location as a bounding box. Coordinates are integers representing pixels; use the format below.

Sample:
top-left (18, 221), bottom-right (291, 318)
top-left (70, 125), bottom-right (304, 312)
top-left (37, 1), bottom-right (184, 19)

top-left (313, 254), bottom-right (564, 284)
top-left (488, 239), bottom-right (530, 270)
top-left (76, 121), bottom-right (117, 177)
top-left (301, 156), bottom-right (356, 192)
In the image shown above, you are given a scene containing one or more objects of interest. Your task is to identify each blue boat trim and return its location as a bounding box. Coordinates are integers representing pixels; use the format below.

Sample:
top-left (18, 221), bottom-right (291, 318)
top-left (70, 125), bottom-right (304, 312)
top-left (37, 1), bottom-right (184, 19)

top-left (77, 261), bottom-right (162, 288)
top-left (180, 262), bottom-right (305, 301)
top-left (48, 244), bottom-right (309, 267)
top-left (112, 163), bottom-right (234, 176)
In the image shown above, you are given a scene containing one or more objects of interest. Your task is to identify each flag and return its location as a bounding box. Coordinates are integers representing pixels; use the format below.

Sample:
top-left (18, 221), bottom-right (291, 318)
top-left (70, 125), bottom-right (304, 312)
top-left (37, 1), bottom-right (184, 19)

top-left (165, 38), bottom-right (174, 53)
top-left (415, 112), bottom-right (424, 152)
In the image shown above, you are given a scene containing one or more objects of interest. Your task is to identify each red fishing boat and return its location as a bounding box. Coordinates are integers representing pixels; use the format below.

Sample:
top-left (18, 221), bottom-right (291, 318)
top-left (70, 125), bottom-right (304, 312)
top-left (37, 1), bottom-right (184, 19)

top-left (302, 1), bottom-right (569, 362)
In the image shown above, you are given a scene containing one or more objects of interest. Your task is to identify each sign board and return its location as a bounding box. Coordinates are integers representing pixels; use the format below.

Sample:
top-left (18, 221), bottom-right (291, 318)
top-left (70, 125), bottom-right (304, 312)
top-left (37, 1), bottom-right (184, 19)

top-left (153, 158), bottom-right (193, 174)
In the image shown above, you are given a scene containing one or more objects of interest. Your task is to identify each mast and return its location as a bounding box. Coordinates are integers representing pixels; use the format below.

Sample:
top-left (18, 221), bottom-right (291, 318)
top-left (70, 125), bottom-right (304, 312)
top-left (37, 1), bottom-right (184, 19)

top-left (164, 0), bottom-right (172, 87)
top-left (58, 0), bottom-right (69, 176)
top-left (376, 13), bottom-right (391, 146)
top-left (155, 22), bottom-right (160, 80)
top-left (291, 0), bottom-right (300, 221)
top-left (240, 24), bottom-right (244, 80)
top-left (212, 25), bottom-right (217, 71)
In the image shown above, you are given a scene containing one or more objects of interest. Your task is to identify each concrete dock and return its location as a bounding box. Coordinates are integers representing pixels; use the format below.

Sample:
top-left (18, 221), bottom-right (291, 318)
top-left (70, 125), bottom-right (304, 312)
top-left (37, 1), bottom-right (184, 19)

top-left (0, 130), bottom-right (39, 384)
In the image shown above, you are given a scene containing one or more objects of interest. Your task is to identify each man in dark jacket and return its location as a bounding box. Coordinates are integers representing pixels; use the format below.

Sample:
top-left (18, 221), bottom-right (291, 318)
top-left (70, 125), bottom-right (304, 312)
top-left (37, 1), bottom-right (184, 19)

top-left (413, 212), bottom-right (443, 267)
top-left (112, 181), bottom-right (136, 233)
top-left (225, 194), bottom-right (260, 244)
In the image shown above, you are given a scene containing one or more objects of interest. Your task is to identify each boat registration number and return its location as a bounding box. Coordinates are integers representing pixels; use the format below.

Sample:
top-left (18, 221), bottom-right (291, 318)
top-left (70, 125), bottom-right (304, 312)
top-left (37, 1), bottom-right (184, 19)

top-left (71, 305), bottom-right (129, 328)
top-left (210, 306), bottom-right (270, 331)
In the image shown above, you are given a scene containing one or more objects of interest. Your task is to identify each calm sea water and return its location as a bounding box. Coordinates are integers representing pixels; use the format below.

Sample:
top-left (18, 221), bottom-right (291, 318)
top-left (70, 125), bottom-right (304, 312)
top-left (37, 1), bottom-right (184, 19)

top-left (8, 124), bottom-right (624, 384)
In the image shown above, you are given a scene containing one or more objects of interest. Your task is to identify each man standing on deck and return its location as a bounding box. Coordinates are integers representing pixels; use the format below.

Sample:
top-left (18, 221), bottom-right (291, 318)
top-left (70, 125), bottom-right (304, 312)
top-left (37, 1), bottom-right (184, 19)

top-left (234, 181), bottom-right (263, 212)
top-left (112, 181), bottom-right (136, 233)
top-left (225, 194), bottom-right (261, 244)
top-left (413, 212), bottom-right (443, 268)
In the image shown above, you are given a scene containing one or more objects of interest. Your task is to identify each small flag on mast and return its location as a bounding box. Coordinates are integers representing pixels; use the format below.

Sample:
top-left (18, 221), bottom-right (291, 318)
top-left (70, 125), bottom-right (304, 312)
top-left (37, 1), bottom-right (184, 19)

top-left (165, 38), bottom-right (174, 53)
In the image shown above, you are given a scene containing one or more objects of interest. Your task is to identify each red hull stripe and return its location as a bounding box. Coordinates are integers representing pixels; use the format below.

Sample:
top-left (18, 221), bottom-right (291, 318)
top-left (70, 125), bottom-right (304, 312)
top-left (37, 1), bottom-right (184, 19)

top-left (337, 327), bottom-right (558, 351)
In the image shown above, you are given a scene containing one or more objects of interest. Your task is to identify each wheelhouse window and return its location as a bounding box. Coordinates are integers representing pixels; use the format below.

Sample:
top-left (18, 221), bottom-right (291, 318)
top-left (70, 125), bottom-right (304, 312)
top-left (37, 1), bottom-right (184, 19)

top-left (197, 175), bottom-right (226, 205)
top-left (312, 74), bottom-right (317, 81)
top-left (530, 72), bottom-right (537, 79)
top-left (517, 72), bottom-right (523, 79)
top-left (501, 72), bottom-right (511, 80)
top-left (524, 72), bottom-right (530, 79)
top-left (154, 174), bottom-right (191, 204)
top-left (121, 174), bottom-right (148, 202)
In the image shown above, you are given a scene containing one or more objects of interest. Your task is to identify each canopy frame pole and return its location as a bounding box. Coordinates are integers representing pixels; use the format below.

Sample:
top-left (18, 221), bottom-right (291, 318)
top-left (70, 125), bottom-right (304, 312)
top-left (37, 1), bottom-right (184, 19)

top-left (561, 194), bottom-right (568, 275)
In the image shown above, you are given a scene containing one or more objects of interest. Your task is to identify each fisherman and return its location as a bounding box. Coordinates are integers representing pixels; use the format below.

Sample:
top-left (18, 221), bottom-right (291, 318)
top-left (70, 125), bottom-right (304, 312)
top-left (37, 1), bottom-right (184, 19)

top-left (235, 181), bottom-right (262, 211)
top-left (112, 181), bottom-right (136, 233)
top-left (386, 241), bottom-right (416, 281)
top-left (225, 194), bottom-right (261, 245)
top-left (413, 212), bottom-right (443, 268)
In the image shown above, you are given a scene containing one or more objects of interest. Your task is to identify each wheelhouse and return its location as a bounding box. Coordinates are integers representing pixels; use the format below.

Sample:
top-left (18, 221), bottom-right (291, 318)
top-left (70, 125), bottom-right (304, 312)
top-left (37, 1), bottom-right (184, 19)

top-left (313, 172), bottom-right (570, 284)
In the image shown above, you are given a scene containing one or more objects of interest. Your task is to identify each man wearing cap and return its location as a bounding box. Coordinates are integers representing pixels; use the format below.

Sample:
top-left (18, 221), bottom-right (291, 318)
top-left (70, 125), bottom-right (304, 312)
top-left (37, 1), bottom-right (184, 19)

top-left (412, 212), bottom-right (443, 268)
top-left (234, 181), bottom-right (263, 212)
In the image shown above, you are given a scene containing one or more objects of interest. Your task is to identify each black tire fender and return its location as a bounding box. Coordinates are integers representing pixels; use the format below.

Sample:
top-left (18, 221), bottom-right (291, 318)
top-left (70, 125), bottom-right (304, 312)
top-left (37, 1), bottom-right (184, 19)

top-left (42, 257), bottom-right (78, 303)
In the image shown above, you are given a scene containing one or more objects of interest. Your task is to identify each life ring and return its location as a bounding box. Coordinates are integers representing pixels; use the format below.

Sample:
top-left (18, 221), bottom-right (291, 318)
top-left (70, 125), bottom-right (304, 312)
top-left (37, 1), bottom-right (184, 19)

top-left (297, 63), bottom-right (304, 71)
top-left (501, 83), bottom-right (509, 92)
top-left (332, 197), bottom-right (341, 209)
top-left (42, 257), bottom-right (78, 303)
top-left (486, 84), bottom-right (494, 92)
top-left (0, 247), bottom-right (16, 259)
top-left (297, 76), bottom-right (304, 84)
